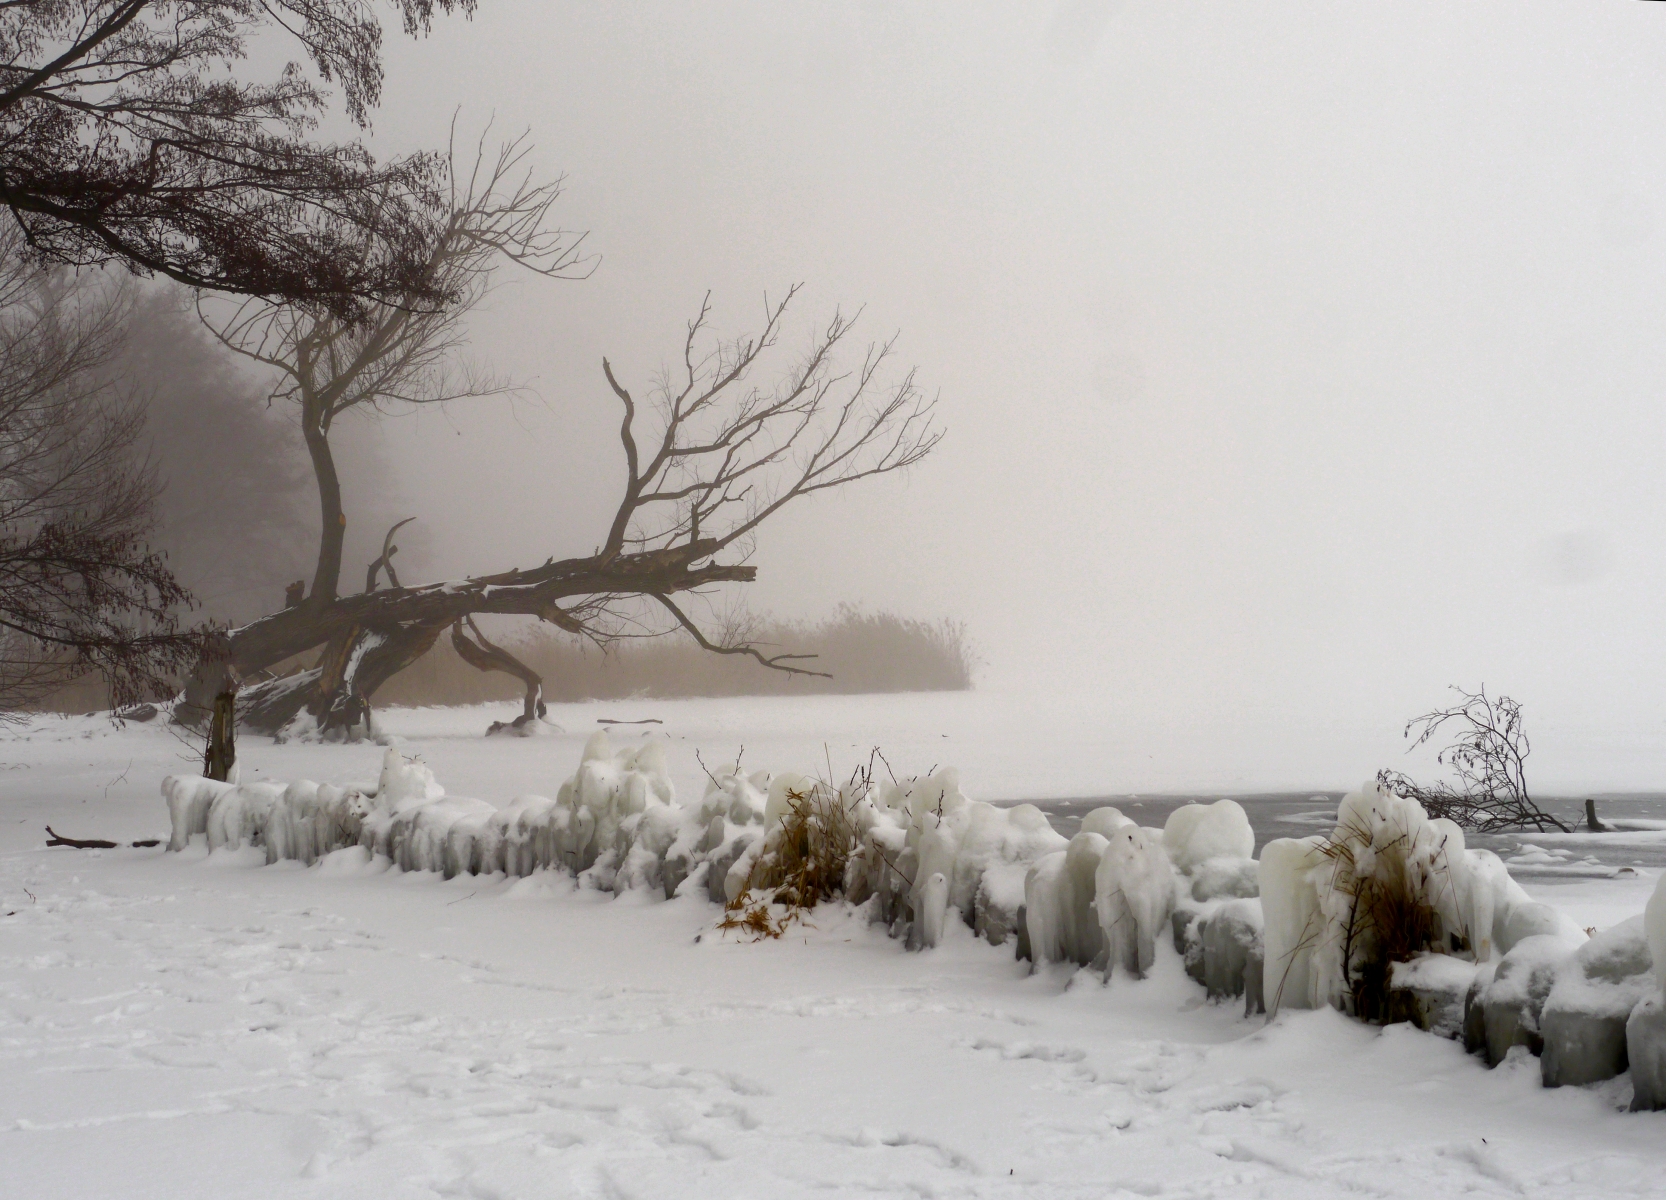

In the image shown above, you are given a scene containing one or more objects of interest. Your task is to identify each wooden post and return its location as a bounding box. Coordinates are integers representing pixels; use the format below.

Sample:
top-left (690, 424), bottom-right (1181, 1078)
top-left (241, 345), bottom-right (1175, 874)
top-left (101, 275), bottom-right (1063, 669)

top-left (204, 689), bottom-right (237, 782)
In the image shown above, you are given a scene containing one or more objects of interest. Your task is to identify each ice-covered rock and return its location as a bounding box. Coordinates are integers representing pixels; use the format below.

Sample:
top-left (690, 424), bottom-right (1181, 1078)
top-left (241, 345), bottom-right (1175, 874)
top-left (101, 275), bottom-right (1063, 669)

top-left (661, 764), bottom-right (769, 900)
top-left (163, 774), bottom-right (238, 851)
top-left (1189, 855), bottom-right (1260, 902)
top-left (557, 731), bottom-right (676, 883)
top-left (1646, 871), bottom-right (1666, 996)
top-left (1540, 916), bottom-right (1654, 1087)
top-left (1388, 953), bottom-right (1480, 1038)
top-left (848, 770), bottom-right (1066, 949)
top-left (1094, 823), bottom-right (1174, 978)
top-left (1023, 832), bottom-right (1108, 968)
top-left (1632, 872), bottom-right (1666, 1108)
top-left (1201, 898), bottom-right (1264, 1010)
top-left (1080, 806), bottom-right (1134, 839)
top-left (1478, 934), bottom-right (1578, 1065)
top-left (1163, 799), bottom-right (1254, 873)
top-left (264, 782), bottom-right (373, 866)
top-left (1627, 994), bottom-right (1666, 1111)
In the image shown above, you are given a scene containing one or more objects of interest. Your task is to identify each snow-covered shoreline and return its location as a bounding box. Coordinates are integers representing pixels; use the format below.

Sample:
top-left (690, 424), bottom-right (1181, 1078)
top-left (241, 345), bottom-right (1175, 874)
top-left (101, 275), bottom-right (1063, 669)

top-left (6, 700), bottom-right (1666, 1197)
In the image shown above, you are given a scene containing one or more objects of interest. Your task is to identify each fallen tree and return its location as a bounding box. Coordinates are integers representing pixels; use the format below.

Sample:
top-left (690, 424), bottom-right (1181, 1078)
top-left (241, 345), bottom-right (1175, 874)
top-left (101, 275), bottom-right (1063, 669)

top-left (190, 141), bottom-right (940, 739)
top-left (1376, 686), bottom-right (1570, 833)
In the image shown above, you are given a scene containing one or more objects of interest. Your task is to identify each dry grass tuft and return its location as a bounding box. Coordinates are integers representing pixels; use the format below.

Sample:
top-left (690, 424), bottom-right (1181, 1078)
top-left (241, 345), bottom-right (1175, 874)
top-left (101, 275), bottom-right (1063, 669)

top-left (719, 763), bottom-right (874, 941)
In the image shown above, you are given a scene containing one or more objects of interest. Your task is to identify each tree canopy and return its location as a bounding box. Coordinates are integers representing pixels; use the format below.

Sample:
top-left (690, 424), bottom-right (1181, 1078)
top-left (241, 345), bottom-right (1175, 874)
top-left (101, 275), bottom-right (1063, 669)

top-left (0, 1), bottom-right (477, 318)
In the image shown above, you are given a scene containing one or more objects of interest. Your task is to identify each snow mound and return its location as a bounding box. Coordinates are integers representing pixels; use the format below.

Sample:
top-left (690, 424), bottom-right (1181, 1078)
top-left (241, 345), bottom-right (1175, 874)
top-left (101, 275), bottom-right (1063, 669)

top-left (1163, 799), bottom-right (1254, 872)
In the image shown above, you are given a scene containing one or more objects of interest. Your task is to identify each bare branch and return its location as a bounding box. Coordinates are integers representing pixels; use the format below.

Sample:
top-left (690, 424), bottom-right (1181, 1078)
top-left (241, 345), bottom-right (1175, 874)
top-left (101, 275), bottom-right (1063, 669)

top-left (1378, 686), bottom-right (1569, 833)
top-left (652, 593), bottom-right (830, 680)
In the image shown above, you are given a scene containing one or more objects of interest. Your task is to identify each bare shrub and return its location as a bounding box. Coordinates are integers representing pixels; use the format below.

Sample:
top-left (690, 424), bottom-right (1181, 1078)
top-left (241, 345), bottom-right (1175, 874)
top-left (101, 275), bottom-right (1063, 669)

top-left (1377, 686), bottom-right (1569, 834)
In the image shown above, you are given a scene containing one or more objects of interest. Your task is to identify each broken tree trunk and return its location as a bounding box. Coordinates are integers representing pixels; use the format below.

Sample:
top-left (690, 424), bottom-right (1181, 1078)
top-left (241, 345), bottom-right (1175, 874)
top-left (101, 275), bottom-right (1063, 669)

top-left (239, 619), bottom-right (449, 738)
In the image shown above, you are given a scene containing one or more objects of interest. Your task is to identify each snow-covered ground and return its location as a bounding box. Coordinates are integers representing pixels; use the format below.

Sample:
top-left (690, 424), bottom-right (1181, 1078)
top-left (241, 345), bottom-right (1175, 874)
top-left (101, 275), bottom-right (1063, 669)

top-left (4, 697), bottom-right (1665, 1198)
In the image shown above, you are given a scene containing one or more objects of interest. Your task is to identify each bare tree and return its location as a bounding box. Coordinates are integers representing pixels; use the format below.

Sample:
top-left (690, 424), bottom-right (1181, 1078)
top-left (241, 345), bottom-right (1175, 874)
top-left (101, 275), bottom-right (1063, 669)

top-left (1, 1), bottom-right (478, 318)
top-left (194, 142), bottom-right (941, 739)
top-left (0, 227), bottom-right (199, 713)
top-left (1377, 685), bottom-right (1570, 833)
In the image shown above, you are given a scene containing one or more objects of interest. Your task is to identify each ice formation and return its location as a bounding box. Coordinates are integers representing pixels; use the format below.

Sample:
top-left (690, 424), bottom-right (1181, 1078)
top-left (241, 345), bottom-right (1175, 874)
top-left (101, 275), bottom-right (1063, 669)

top-left (158, 747), bottom-right (1666, 1103)
top-left (843, 768), bottom-right (1067, 948)
top-left (662, 763), bottom-right (770, 901)
top-left (1162, 799), bottom-right (1254, 872)
top-left (1093, 823), bottom-right (1174, 977)
top-left (1624, 873), bottom-right (1666, 1108)
top-left (1024, 807), bottom-right (1184, 980)
top-left (164, 735), bottom-right (684, 891)
top-left (1257, 780), bottom-right (1565, 1016)
top-left (1647, 869), bottom-right (1666, 998)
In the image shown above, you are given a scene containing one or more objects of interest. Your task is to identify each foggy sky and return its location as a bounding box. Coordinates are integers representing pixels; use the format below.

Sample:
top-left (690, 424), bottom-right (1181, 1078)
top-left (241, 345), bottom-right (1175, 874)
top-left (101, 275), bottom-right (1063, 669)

top-left (318, 2), bottom-right (1666, 785)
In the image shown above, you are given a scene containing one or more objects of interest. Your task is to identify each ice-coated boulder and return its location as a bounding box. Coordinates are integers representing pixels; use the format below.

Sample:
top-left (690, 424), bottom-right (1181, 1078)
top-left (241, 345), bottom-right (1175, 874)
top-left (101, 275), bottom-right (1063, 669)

top-left (661, 765), bottom-right (769, 899)
top-left (1080, 806), bottom-right (1133, 839)
top-left (1627, 994), bottom-right (1666, 1111)
top-left (1540, 916), bottom-right (1655, 1087)
top-left (1647, 870), bottom-right (1666, 996)
top-left (1389, 953), bottom-right (1480, 1039)
top-left (1163, 799), bottom-right (1254, 873)
top-left (1094, 823), bottom-right (1174, 978)
top-left (850, 770), bottom-right (1064, 950)
top-left (1024, 832), bottom-right (1108, 968)
top-left (1627, 867), bottom-right (1666, 1108)
top-left (1478, 934), bottom-right (1577, 1065)
top-left (1189, 855), bottom-right (1260, 902)
top-left (1176, 906), bottom-right (1207, 985)
top-left (1202, 898), bottom-right (1264, 1007)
